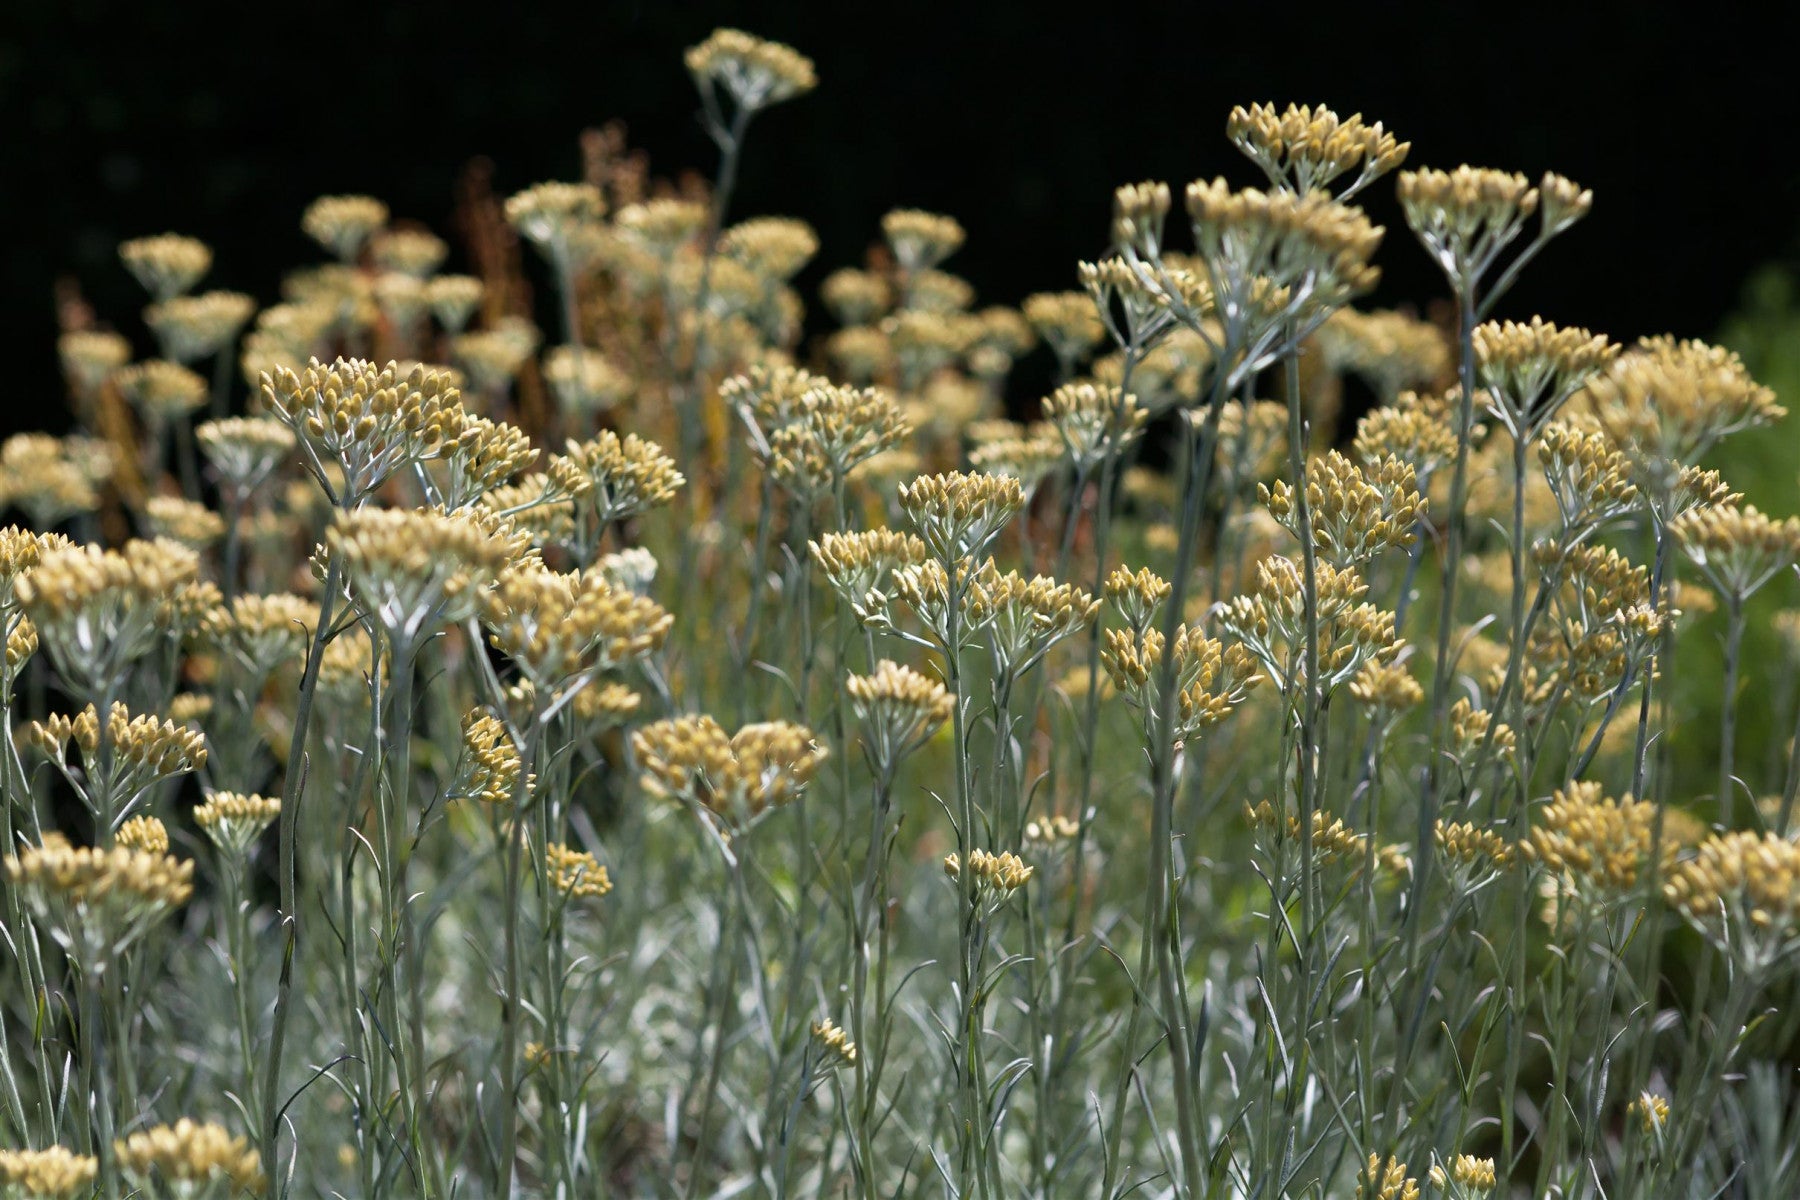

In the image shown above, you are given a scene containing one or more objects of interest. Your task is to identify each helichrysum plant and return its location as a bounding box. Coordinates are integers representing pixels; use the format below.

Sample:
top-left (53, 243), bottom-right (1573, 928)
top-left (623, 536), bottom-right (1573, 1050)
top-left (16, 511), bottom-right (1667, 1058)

top-left (3, 26), bottom-right (1798, 1200)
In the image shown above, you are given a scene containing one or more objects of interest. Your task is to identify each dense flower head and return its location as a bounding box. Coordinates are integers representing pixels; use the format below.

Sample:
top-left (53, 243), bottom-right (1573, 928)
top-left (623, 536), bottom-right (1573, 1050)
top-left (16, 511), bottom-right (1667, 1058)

top-left (685, 28), bottom-right (817, 109)
top-left (1104, 565), bottom-right (1171, 635)
top-left (1355, 1154), bottom-right (1420, 1200)
top-left (117, 359), bottom-right (208, 422)
top-left (116, 814), bottom-right (170, 855)
top-left (1041, 382), bottom-right (1146, 469)
top-left (119, 232), bottom-right (213, 300)
top-left (436, 414), bottom-right (538, 508)
top-left (761, 382), bottom-right (910, 498)
top-left (1261, 450), bottom-right (1424, 566)
top-left (114, 1119), bottom-right (265, 1196)
top-left (1474, 317), bottom-right (1618, 440)
top-left (262, 357), bottom-right (464, 503)
top-left (201, 592), bottom-right (317, 679)
top-left (453, 324), bottom-right (540, 394)
top-left (1520, 782), bottom-right (1662, 900)
top-left (1397, 166), bottom-right (1544, 285)
top-left (370, 227), bottom-right (448, 277)
top-left (1664, 831), bottom-right (1800, 967)
top-left (821, 268), bottom-right (892, 326)
top-left (145, 495), bottom-right (226, 548)
top-left (1349, 659), bottom-right (1423, 716)
top-left (971, 569), bottom-right (1100, 679)
top-left (633, 714), bottom-right (828, 823)
top-left (27, 702), bottom-right (209, 810)
top-left (898, 471), bottom-right (1025, 562)
top-left (326, 506), bottom-right (528, 646)
top-left (543, 345), bottom-right (632, 416)
top-left (17, 537), bottom-right (204, 692)
top-left (810, 1017), bottom-right (858, 1068)
top-left (810, 528), bottom-right (930, 625)
top-left (1102, 623), bottom-right (1263, 743)
top-left (1428, 1155), bottom-right (1496, 1198)
top-left (545, 842), bottom-right (612, 900)
top-left (5, 836), bottom-right (194, 967)
top-left (196, 416), bottom-right (296, 492)
top-left (0, 435), bottom-right (112, 529)
top-left (145, 291), bottom-right (256, 363)
top-left (1671, 502), bottom-right (1800, 601)
top-left (1181, 178), bottom-right (1383, 314)
top-left (549, 430), bottom-right (685, 526)
top-left (944, 848), bottom-right (1034, 902)
top-left (194, 791), bottom-right (282, 857)
top-left (1216, 555), bottom-right (1398, 693)
top-left (881, 209), bottom-right (965, 272)
top-left (425, 274), bottom-right (485, 332)
top-left (481, 560), bottom-right (672, 685)
top-left (722, 216), bottom-right (819, 281)
top-left (846, 659), bottom-right (953, 769)
top-left (1023, 291), bottom-right (1106, 368)
top-left (302, 194), bottom-right (389, 261)
top-left (0, 1146), bottom-right (99, 1198)
top-left (1226, 102), bottom-right (1409, 195)
top-left (1536, 421), bottom-right (1638, 535)
top-left (57, 329), bottom-right (133, 396)
top-left (454, 710), bottom-right (529, 804)
top-left (506, 182), bottom-right (606, 260)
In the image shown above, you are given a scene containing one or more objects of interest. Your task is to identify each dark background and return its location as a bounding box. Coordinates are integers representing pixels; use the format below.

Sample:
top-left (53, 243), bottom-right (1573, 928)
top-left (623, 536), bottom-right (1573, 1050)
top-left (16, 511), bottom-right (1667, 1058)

top-left (5, 0), bottom-right (1799, 433)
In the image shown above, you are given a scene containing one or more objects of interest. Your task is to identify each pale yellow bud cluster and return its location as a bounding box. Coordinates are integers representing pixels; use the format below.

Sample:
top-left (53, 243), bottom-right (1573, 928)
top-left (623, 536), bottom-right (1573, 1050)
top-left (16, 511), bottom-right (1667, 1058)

top-left (810, 1017), bottom-right (857, 1068)
top-left (1023, 291), bottom-right (1106, 368)
top-left (1627, 1091), bottom-right (1670, 1135)
top-left (1670, 502), bottom-right (1800, 601)
top-left (145, 291), bottom-right (256, 363)
top-left (262, 358), bottom-right (463, 502)
top-left (1246, 800), bottom-right (1367, 865)
top-left (1104, 565), bottom-right (1171, 634)
top-left (117, 359), bottom-right (208, 422)
top-left (116, 814), bottom-right (170, 855)
top-left (27, 702), bottom-right (209, 804)
top-left (145, 495), bottom-right (226, 548)
top-left (1214, 400), bottom-right (1289, 488)
top-left (1584, 336), bottom-right (1784, 477)
top-left (194, 792), bottom-right (281, 857)
top-left (479, 474), bottom-right (576, 549)
top-left (722, 216), bottom-right (819, 282)
top-left (898, 472), bottom-right (1025, 562)
top-left (327, 506), bottom-right (527, 644)
top-left (633, 715), bottom-right (827, 823)
top-left (1184, 178), bottom-right (1383, 306)
top-left (196, 416), bottom-right (296, 492)
top-left (456, 710), bottom-right (528, 805)
top-left (120, 233), bottom-right (212, 300)
top-left (58, 330), bottom-right (132, 396)
top-left (944, 848), bottom-right (1033, 898)
top-left (0, 529), bottom-right (70, 610)
top-left (1520, 782), bottom-right (1661, 898)
top-left (1041, 382), bottom-right (1146, 469)
top-left (425, 275), bottom-right (485, 332)
top-left (821, 269), bottom-right (892, 326)
top-left (1217, 556), bottom-right (1397, 693)
top-left (0, 1145), bottom-right (98, 1198)
top-left (302, 194), bottom-right (390, 261)
top-left (545, 843), bottom-right (612, 900)
top-left (505, 182), bottom-right (606, 259)
top-left (370, 228), bottom-right (448, 278)
top-left (904, 269), bottom-right (974, 315)
top-left (764, 383), bottom-right (911, 498)
top-left (1446, 697), bottom-right (1515, 763)
top-left (974, 569), bottom-right (1100, 678)
top-left (1262, 450), bottom-right (1424, 566)
top-left (685, 28), bottom-right (817, 109)
top-left (1355, 1154), bottom-right (1420, 1200)
top-left (436, 414), bottom-right (538, 507)
top-left (5, 837), bottom-right (194, 964)
top-left (846, 660), bottom-right (953, 769)
top-left (1435, 821), bottom-right (1514, 869)
top-left (543, 346), bottom-right (632, 416)
top-left (966, 428), bottom-right (1063, 491)
top-left (1428, 1154), bottom-right (1496, 1197)
top-left (481, 561), bottom-right (672, 685)
top-left (810, 529), bottom-right (929, 626)
top-left (453, 325), bottom-right (539, 394)
top-left (1397, 167), bottom-right (1543, 284)
top-left (201, 592), bottom-right (317, 679)
top-left (1348, 660), bottom-right (1423, 715)
top-left (1475, 317), bottom-right (1618, 439)
top-left (1664, 831), bottom-right (1800, 963)
top-left (1102, 623), bottom-right (1263, 743)
top-left (881, 209), bottom-right (965, 273)
top-left (114, 1119), bottom-right (265, 1196)
top-left (550, 431), bottom-right (685, 524)
top-left (614, 199), bottom-right (709, 258)
top-left (1227, 103), bottom-right (1409, 195)
top-left (0, 435), bottom-right (110, 528)
top-left (1536, 421), bottom-right (1638, 534)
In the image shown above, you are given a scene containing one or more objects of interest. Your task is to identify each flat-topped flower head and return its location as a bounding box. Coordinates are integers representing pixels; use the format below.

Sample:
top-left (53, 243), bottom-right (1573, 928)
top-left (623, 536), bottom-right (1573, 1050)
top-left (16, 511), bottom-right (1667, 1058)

top-left (196, 416), bottom-right (296, 494)
top-left (899, 471), bottom-right (1025, 562)
top-left (0, 436), bottom-right (109, 530)
top-left (327, 506), bottom-right (527, 647)
top-left (1428, 1154), bottom-right (1496, 1199)
top-left (1104, 565), bottom-right (1171, 636)
top-left (944, 848), bottom-right (1034, 907)
top-left (1664, 831), bottom-right (1800, 969)
top-left (847, 659), bottom-right (953, 771)
top-left (685, 28), bottom-right (816, 111)
top-left (453, 323), bottom-right (540, 395)
top-left (0, 528), bottom-right (71, 614)
top-left (633, 714), bottom-right (827, 826)
top-left (194, 791), bottom-right (281, 857)
top-left (1396, 166), bottom-right (1540, 287)
top-left (1535, 422), bottom-right (1638, 536)
top-left (809, 528), bottom-right (929, 627)
top-left (1671, 502), bottom-right (1800, 602)
top-left (5, 837), bottom-right (194, 968)
top-left (881, 209), bottom-right (966, 273)
top-left (144, 496), bottom-right (225, 550)
top-left (1227, 102), bottom-right (1409, 197)
top-left (27, 702), bottom-right (208, 823)
top-left (974, 570), bottom-right (1100, 680)
top-left (543, 345), bottom-right (632, 417)
top-left (57, 329), bottom-right (132, 397)
top-left (116, 814), bottom-right (170, 855)
top-left (1102, 623), bottom-right (1263, 745)
top-left (614, 198), bottom-right (708, 259)
top-left (0, 1146), bottom-right (99, 1198)
top-left (1042, 382), bottom-right (1146, 470)
top-left (434, 414), bottom-right (537, 509)
top-left (370, 227), bottom-right (448, 278)
top-left (120, 233), bottom-right (212, 300)
top-left (821, 268), bottom-right (892, 326)
top-left (453, 709), bottom-right (529, 805)
top-left (1355, 1154), bottom-right (1420, 1200)
top-left (114, 1119), bottom-right (265, 1197)
top-left (145, 291), bottom-right (256, 363)
top-left (1023, 291), bottom-right (1106, 372)
top-left (1216, 555), bottom-right (1397, 694)
top-left (1520, 782), bottom-right (1662, 908)
top-left (1349, 659), bottom-right (1423, 721)
top-left (506, 181), bottom-right (606, 265)
top-left (201, 592), bottom-right (317, 681)
top-left (425, 274), bottom-right (485, 333)
top-left (262, 357), bottom-right (464, 504)
top-left (763, 383), bottom-right (911, 499)
top-left (1474, 317), bottom-right (1618, 439)
top-left (1183, 179), bottom-right (1383, 320)
top-left (722, 216), bottom-right (818, 282)
top-left (302, 194), bottom-right (390, 261)
top-left (481, 560), bottom-right (671, 687)
top-left (1262, 450), bottom-right (1425, 567)
top-left (18, 537), bottom-right (202, 693)
top-left (116, 359), bottom-right (208, 424)
top-left (549, 430), bottom-right (685, 529)
top-left (545, 842), bottom-right (612, 901)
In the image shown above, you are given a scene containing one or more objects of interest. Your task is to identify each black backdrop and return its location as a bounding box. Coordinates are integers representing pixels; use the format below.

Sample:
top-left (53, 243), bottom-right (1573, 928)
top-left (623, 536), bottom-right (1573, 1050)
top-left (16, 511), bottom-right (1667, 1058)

top-left (5, 0), bottom-right (1799, 433)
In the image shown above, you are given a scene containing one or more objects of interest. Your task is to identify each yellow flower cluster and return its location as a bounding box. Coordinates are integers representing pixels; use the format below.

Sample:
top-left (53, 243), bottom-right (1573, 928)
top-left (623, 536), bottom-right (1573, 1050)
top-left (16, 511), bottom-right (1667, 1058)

top-left (846, 659), bottom-right (954, 769)
top-left (120, 233), bottom-right (212, 300)
top-left (456, 710), bottom-right (529, 805)
top-left (810, 1017), bottom-right (858, 1068)
top-left (545, 843), bottom-right (612, 900)
top-left (943, 848), bottom-right (1034, 898)
top-left (195, 792), bottom-right (282, 857)
top-left (1261, 450), bottom-right (1424, 566)
top-left (1226, 102), bottom-right (1409, 195)
top-left (1663, 831), bottom-right (1800, 961)
top-left (481, 560), bottom-right (672, 686)
top-left (1355, 1154), bottom-right (1420, 1200)
top-left (634, 715), bottom-right (828, 822)
top-left (0, 1146), bottom-right (98, 1198)
top-left (116, 815), bottom-right (170, 855)
top-left (114, 1118), bottom-right (266, 1195)
top-left (685, 28), bottom-right (817, 110)
top-left (1520, 782), bottom-right (1662, 898)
